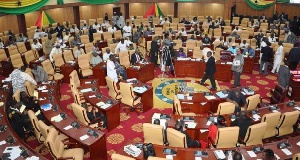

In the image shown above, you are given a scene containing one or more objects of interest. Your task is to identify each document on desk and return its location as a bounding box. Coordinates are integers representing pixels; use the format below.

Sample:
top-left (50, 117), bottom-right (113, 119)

top-left (213, 150), bottom-right (226, 159)
top-left (247, 151), bottom-right (257, 157)
top-left (195, 157), bottom-right (202, 160)
top-left (185, 121), bottom-right (197, 128)
top-left (89, 95), bottom-right (96, 98)
top-left (64, 125), bottom-right (72, 130)
top-left (51, 114), bottom-right (63, 122)
top-left (37, 86), bottom-right (47, 90)
top-left (41, 89), bottom-right (48, 92)
top-left (152, 113), bottom-right (161, 119)
top-left (0, 140), bottom-right (6, 145)
top-left (133, 87), bottom-right (147, 93)
top-left (200, 129), bottom-right (209, 133)
top-left (85, 81), bottom-right (92, 84)
top-left (81, 88), bottom-right (92, 93)
top-left (166, 155), bottom-right (174, 160)
top-left (96, 101), bottom-right (105, 107)
top-left (100, 104), bottom-right (111, 109)
top-left (281, 148), bottom-right (292, 155)
top-left (297, 141), bottom-right (300, 146)
top-left (205, 95), bottom-right (216, 100)
top-left (41, 103), bottom-right (52, 111)
top-left (26, 156), bottom-right (40, 160)
top-left (216, 92), bottom-right (228, 98)
top-left (80, 134), bottom-right (89, 141)
top-left (4, 146), bottom-right (22, 160)
top-left (177, 94), bottom-right (184, 100)
top-left (252, 114), bottom-right (261, 121)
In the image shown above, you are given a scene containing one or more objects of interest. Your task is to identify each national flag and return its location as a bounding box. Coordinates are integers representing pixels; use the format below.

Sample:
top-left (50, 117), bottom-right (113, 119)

top-left (35, 10), bottom-right (55, 28)
top-left (143, 3), bottom-right (164, 18)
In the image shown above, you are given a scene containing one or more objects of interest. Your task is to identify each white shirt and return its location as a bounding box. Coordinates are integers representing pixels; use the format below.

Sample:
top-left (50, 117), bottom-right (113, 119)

top-left (74, 48), bottom-right (85, 58)
top-left (20, 72), bottom-right (37, 85)
top-left (239, 43), bottom-right (249, 48)
top-left (33, 32), bottom-right (40, 39)
top-left (115, 42), bottom-right (128, 53)
top-left (268, 37), bottom-right (276, 43)
top-left (90, 55), bottom-right (103, 66)
top-left (202, 47), bottom-right (211, 59)
top-left (123, 25), bottom-right (132, 37)
top-left (31, 42), bottom-right (42, 50)
top-left (63, 35), bottom-right (70, 41)
top-left (0, 42), bottom-right (4, 48)
top-left (178, 30), bottom-right (187, 36)
top-left (97, 30), bottom-right (103, 33)
top-left (70, 27), bottom-right (79, 33)
top-left (124, 40), bottom-right (132, 46)
top-left (49, 47), bottom-right (62, 62)
top-left (108, 27), bottom-right (117, 34)
top-left (103, 52), bottom-right (112, 61)
top-left (93, 24), bottom-right (100, 29)
top-left (107, 59), bottom-right (118, 82)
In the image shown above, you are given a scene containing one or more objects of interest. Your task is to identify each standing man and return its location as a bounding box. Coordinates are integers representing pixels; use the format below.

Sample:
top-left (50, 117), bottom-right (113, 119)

top-left (162, 33), bottom-right (174, 74)
top-left (277, 60), bottom-right (291, 88)
top-left (150, 36), bottom-right (159, 66)
top-left (288, 42), bottom-right (300, 70)
top-left (130, 48), bottom-right (143, 65)
top-left (31, 64), bottom-right (48, 83)
top-left (231, 49), bottom-right (244, 88)
top-left (45, 35), bottom-right (53, 55)
top-left (123, 22), bottom-right (132, 39)
top-left (200, 51), bottom-right (217, 91)
top-left (260, 42), bottom-right (273, 76)
top-left (107, 54), bottom-right (118, 82)
top-left (271, 41), bottom-right (284, 74)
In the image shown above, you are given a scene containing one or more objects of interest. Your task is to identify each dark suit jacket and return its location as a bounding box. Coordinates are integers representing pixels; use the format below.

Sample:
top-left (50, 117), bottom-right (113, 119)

top-left (278, 65), bottom-right (290, 88)
top-left (130, 53), bottom-right (143, 65)
top-left (230, 117), bottom-right (252, 139)
top-left (206, 56), bottom-right (216, 75)
top-left (150, 41), bottom-right (159, 55)
top-left (261, 46), bottom-right (273, 62)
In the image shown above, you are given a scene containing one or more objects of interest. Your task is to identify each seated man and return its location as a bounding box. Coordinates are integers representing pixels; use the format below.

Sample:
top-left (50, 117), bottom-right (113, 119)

top-left (227, 43), bottom-right (239, 55)
top-left (175, 120), bottom-right (201, 148)
top-left (202, 34), bottom-right (211, 45)
top-left (90, 51), bottom-right (103, 67)
top-left (230, 111), bottom-right (252, 141)
top-left (242, 45), bottom-right (255, 57)
top-left (239, 40), bottom-right (249, 48)
top-left (31, 64), bottom-right (48, 83)
top-left (73, 44), bottom-right (85, 58)
top-left (178, 28), bottom-right (187, 36)
top-left (177, 47), bottom-right (187, 58)
top-left (84, 104), bottom-right (107, 128)
top-left (130, 48), bottom-right (143, 65)
top-left (226, 89), bottom-right (246, 113)
top-left (103, 48), bottom-right (113, 61)
top-left (31, 39), bottom-right (42, 51)
top-left (262, 149), bottom-right (276, 160)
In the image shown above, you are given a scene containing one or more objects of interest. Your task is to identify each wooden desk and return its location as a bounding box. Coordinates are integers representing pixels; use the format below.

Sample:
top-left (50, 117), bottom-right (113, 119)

top-left (80, 79), bottom-right (120, 132)
top-left (0, 83), bottom-right (47, 160)
top-left (0, 60), bottom-right (13, 77)
top-left (38, 81), bottom-right (107, 160)
top-left (243, 57), bottom-right (255, 74)
top-left (126, 63), bottom-right (155, 83)
top-left (288, 75), bottom-right (300, 101)
top-left (60, 63), bottom-right (79, 83)
top-left (92, 62), bottom-right (107, 86)
top-left (174, 60), bottom-right (232, 82)
top-left (96, 41), bottom-right (108, 50)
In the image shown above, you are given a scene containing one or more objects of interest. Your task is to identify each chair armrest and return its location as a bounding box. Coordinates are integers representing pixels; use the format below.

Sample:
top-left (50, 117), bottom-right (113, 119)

top-left (57, 157), bottom-right (74, 160)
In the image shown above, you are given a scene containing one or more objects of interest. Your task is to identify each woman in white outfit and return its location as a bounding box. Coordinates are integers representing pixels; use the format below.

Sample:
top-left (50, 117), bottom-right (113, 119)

top-left (271, 41), bottom-right (284, 73)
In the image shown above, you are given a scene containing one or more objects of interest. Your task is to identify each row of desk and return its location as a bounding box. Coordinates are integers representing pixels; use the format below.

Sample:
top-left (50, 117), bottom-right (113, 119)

top-left (0, 83), bottom-right (47, 160)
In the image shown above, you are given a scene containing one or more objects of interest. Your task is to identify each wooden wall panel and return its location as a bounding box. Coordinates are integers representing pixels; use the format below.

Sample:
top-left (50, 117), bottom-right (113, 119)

top-left (79, 4), bottom-right (125, 22)
top-left (178, 3), bottom-right (224, 19)
top-left (0, 15), bottom-right (19, 34)
top-left (129, 3), bottom-right (152, 17)
top-left (25, 7), bottom-right (74, 28)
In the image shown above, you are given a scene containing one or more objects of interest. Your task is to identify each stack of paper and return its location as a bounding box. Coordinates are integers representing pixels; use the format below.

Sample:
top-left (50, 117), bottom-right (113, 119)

top-left (80, 134), bottom-right (89, 141)
top-left (133, 87), bottom-right (147, 93)
top-left (3, 146), bottom-right (22, 159)
top-left (252, 114), bottom-right (261, 121)
top-left (216, 92), bottom-right (228, 98)
top-left (81, 88), bottom-right (92, 93)
top-left (213, 150), bottom-right (226, 159)
top-left (185, 121), bottom-right (197, 128)
top-left (37, 86), bottom-right (46, 90)
top-left (177, 94), bottom-right (184, 100)
top-left (51, 114), bottom-right (63, 122)
top-left (20, 105), bottom-right (26, 113)
top-left (124, 144), bottom-right (141, 157)
top-left (26, 156), bottom-right (40, 160)
top-left (41, 103), bottom-right (52, 111)
top-left (205, 95), bottom-right (216, 100)
top-left (126, 78), bottom-right (137, 82)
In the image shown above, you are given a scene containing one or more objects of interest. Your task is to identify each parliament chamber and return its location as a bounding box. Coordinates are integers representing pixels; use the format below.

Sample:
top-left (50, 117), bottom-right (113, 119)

top-left (1, 0), bottom-right (300, 159)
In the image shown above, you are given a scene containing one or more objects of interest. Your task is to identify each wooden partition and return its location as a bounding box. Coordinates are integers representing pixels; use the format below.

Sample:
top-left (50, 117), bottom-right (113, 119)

top-left (178, 2), bottom-right (225, 19)
top-left (79, 4), bottom-right (125, 22)
top-left (25, 7), bottom-right (75, 28)
top-left (0, 15), bottom-right (19, 34)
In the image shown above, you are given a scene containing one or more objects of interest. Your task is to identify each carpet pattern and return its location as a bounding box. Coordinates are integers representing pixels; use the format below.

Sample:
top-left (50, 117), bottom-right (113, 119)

top-left (4, 64), bottom-right (287, 160)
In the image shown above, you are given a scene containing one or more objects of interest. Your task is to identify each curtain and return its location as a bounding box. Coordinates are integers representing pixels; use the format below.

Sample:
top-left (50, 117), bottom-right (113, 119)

top-left (78, 0), bottom-right (118, 4)
top-left (244, 0), bottom-right (274, 10)
top-left (0, 0), bottom-right (49, 14)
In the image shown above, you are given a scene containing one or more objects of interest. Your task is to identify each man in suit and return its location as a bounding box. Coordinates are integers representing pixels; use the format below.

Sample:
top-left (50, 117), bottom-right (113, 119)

top-left (175, 120), bottom-right (201, 148)
top-left (150, 36), bottom-right (159, 66)
top-left (278, 60), bottom-right (291, 88)
top-left (130, 48), bottom-right (143, 65)
top-left (230, 111), bottom-right (252, 141)
top-left (54, 23), bottom-right (64, 39)
top-left (260, 42), bottom-right (273, 76)
top-left (200, 51), bottom-right (217, 91)
top-left (288, 42), bottom-right (300, 70)
top-left (226, 90), bottom-right (246, 113)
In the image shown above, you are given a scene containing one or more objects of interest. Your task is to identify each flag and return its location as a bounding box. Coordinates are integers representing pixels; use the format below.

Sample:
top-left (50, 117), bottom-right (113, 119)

top-left (35, 11), bottom-right (55, 27)
top-left (143, 3), bottom-right (164, 18)
top-left (57, 0), bottom-right (64, 5)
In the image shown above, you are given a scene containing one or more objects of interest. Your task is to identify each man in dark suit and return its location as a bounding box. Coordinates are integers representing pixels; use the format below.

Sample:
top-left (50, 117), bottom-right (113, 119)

top-left (150, 37), bottom-right (159, 66)
top-left (175, 120), bottom-right (201, 148)
top-left (278, 60), bottom-right (291, 88)
top-left (230, 111), bottom-right (252, 141)
top-left (54, 23), bottom-right (64, 39)
top-left (260, 42), bottom-right (273, 76)
top-left (200, 51), bottom-right (217, 91)
top-left (130, 48), bottom-right (143, 65)
top-left (288, 42), bottom-right (300, 70)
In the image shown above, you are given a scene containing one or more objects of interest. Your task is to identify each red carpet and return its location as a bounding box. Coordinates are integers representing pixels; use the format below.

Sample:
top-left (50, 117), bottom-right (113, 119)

top-left (2, 64), bottom-right (287, 159)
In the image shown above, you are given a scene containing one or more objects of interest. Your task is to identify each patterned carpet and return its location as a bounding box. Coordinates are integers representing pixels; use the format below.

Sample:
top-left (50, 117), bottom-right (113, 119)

top-left (3, 64), bottom-right (283, 159)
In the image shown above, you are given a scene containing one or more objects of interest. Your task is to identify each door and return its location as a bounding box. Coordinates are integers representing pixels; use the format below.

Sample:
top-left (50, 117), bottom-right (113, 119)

top-left (113, 7), bottom-right (120, 16)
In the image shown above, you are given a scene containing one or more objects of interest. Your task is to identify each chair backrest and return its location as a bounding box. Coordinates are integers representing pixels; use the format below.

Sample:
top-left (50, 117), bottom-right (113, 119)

top-left (246, 94), bottom-right (260, 110)
top-left (10, 54), bottom-right (24, 69)
top-left (46, 128), bottom-right (65, 159)
top-left (193, 50), bottom-right (203, 59)
top-left (111, 153), bottom-right (135, 160)
top-left (69, 70), bottom-right (80, 88)
top-left (105, 76), bottom-right (120, 100)
top-left (53, 54), bottom-right (65, 67)
top-left (186, 40), bottom-right (196, 49)
top-left (28, 110), bottom-right (43, 143)
top-left (25, 81), bottom-right (35, 97)
top-left (244, 122), bottom-right (267, 146)
top-left (63, 50), bottom-right (74, 62)
top-left (80, 35), bottom-right (89, 44)
top-left (12, 89), bottom-right (21, 102)
top-left (16, 42), bottom-right (27, 53)
top-left (276, 111), bottom-right (300, 137)
top-left (78, 54), bottom-right (91, 70)
top-left (167, 128), bottom-right (187, 148)
top-left (119, 54), bottom-right (130, 68)
top-left (0, 49), bottom-right (7, 62)
top-left (71, 103), bottom-right (90, 125)
top-left (24, 50), bottom-right (36, 65)
top-left (215, 102), bottom-right (235, 115)
top-left (261, 112), bottom-right (281, 139)
top-left (8, 45), bottom-right (19, 57)
top-left (119, 82), bottom-right (136, 106)
top-left (85, 43), bottom-right (94, 54)
top-left (114, 30), bottom-right (122, 39)
top-left (143, 123), bottom-right (164, 145)
top-left (38, 120), bottom-right (52, 144)
top-left (103, 32), bottom-right (112, 41)
top-left (148, 157), bottom-right (168, 160)
top-left (173, 95), bottom-right (183, 115)
top-left (41, 59), bottom-right (55, 75)
top-left (215, 126), bottom-right (239, 148)
top-left (293, 153), bottom-right (300, 160)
